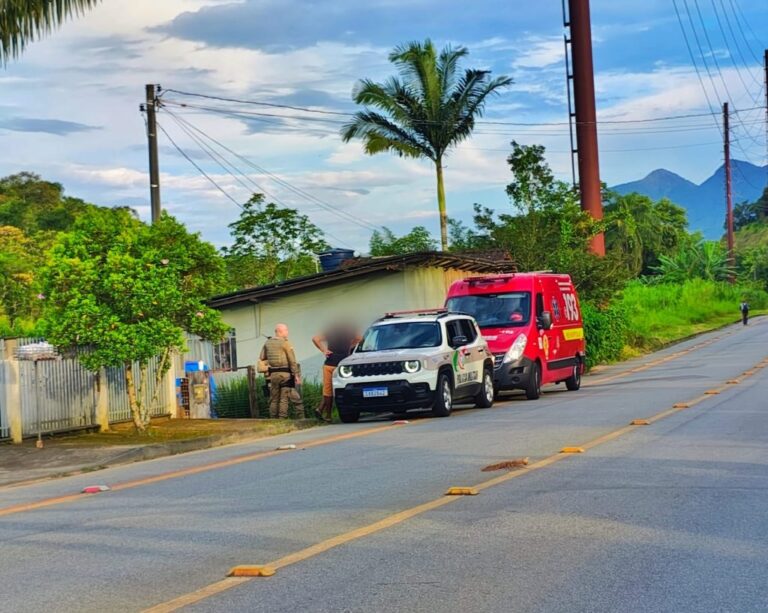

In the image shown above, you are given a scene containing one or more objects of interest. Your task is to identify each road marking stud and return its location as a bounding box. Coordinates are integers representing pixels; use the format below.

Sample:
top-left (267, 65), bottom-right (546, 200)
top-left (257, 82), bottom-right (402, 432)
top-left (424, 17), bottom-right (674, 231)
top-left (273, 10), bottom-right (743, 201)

top-left (445, 487), bottom-right (478, 496)
top-left (82, 485), bottom-right (110, 494)
top-left (393, 420), bottom-right (410, 425)
top-left (227, 565), bottom-right (276, 577)
top-left (705, 390), bottom-right (720, 394)
top-left (726, 379), bottom-right (740, 384)
top-left (560, 447), bottom-right (585, 454)
top-left (630, 419), bottom-right (650, 425)
top-left (275, 444), bottom-right (296, 450)
top-left (673, 402), bottom-right (690, 408)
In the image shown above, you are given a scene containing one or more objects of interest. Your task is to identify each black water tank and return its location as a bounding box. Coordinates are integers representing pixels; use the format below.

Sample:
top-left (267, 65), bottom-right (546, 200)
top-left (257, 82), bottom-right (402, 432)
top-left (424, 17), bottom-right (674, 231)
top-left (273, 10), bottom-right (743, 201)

top-left (318, 248), bottom-right (355, 272)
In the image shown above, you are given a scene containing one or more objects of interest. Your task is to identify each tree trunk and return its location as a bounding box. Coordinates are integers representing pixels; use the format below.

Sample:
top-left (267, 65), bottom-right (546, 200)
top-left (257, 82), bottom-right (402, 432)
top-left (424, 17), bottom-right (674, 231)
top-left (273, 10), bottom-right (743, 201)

top-left (125, 361), bottom-right (145, 432)
top-left (435, 159), bottom-right (448, 251)
top-left (139, 362), bottom-right (150, 427)
top-left (149, 348), bottom-right (171, 413)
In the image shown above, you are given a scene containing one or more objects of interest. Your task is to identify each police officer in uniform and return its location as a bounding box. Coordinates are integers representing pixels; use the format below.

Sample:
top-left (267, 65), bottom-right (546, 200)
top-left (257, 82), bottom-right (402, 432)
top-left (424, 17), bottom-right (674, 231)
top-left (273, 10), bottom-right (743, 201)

top-left (259, 323), bottom-right (304, 419)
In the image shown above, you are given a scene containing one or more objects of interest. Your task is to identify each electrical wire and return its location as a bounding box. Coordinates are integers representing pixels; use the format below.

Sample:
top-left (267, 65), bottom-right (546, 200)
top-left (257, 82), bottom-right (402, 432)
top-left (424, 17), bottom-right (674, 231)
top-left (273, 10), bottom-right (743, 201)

top-left (156, 120), bottom-right (244, 209)
top-left (161, 89), bottom-right (765, 128)
top-left (159, 105), bottom-right (384, 233)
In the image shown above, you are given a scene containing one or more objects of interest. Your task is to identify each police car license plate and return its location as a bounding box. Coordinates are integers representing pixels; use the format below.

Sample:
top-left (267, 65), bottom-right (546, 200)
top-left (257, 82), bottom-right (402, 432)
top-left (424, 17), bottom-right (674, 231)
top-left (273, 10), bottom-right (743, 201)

top-left (363, 387), bottom-right (388, 398)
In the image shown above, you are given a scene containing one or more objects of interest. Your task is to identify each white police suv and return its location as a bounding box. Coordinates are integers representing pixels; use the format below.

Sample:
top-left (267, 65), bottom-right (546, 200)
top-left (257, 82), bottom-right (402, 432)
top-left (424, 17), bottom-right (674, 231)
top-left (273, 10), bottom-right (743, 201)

top-left (333, 309), bottom-right (495, 423)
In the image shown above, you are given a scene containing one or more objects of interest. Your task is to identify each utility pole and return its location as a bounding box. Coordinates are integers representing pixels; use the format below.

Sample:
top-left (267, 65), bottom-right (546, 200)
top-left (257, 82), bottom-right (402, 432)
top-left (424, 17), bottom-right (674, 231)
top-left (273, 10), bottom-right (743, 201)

top-left (567, 0), bottom-right (605, 256)
top-left (144, 84), bottom-right (161, 224)
top-left (724, 102), bottom-right (735, 280)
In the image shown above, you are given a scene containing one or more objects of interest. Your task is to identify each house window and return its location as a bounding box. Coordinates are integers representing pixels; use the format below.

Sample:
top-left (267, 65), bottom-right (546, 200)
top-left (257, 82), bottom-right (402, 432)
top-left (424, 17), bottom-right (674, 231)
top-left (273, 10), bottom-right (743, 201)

top-left (213, 329), bottom-right (238, 371)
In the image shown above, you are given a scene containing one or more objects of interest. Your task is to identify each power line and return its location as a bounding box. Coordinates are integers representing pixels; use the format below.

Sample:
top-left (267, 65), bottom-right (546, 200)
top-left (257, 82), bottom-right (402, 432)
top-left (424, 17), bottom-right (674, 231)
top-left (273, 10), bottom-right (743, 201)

top-left (157, 116), bottom-right (355, 248)
top-left (160, 106), bottom-right (383, 233)
top-left (728, 0), bottom-right (766, 63)
top-left (161, 89), bottom-right (765, 127)
top-left (691, 0), bottom-right (764, 146)
top-left (710, 0), bottom-right (762, 104)
top-left (166, 98), bottom-right (765, 138)
top-left (156, 120), bottom-right (244, 209)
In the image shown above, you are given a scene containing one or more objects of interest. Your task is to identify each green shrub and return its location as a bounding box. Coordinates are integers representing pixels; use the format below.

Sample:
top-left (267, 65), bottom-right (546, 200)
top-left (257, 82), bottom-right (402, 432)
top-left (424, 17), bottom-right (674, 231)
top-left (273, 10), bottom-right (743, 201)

top-left (212, 374), bottom-right (324, 419)
top-left (212, 375), bottom-right (251, 418)
top-left (582, 301), bottom-right (629, 368)
top-left (619, 278), bottom-right (768, 352)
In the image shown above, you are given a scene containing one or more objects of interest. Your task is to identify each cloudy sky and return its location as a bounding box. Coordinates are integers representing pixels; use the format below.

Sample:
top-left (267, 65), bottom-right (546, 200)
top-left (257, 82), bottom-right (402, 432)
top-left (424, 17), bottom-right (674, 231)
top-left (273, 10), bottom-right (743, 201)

top-left (1, 0), bottom-right (767, 250)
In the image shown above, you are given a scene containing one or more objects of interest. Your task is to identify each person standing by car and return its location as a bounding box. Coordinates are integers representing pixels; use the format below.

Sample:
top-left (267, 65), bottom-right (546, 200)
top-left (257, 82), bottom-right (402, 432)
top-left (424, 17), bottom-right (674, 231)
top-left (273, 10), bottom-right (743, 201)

top-left (313, 323), bottom-right (361, 422)
top-left (259, 323), bottom-right (304, 419)
top-left (740, 300), bottom-right (750, 326)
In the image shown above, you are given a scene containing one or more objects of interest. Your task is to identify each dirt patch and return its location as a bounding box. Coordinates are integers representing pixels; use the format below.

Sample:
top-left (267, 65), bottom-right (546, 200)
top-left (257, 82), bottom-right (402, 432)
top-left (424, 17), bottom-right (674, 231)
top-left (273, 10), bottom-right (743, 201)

top-left (482, 457), bottom-right (529, 472)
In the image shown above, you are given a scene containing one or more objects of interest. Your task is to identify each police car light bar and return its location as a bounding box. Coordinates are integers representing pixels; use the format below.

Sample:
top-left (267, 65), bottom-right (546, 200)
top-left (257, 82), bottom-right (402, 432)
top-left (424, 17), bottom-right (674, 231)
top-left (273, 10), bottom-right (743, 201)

top-left (383, 308), bottom-right (448, 318)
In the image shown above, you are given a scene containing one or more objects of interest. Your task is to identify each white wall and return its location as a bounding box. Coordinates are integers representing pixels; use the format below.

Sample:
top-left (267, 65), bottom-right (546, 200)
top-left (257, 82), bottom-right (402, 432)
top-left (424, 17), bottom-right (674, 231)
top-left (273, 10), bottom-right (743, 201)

top-left (219, 266), bottom-right (468, 381)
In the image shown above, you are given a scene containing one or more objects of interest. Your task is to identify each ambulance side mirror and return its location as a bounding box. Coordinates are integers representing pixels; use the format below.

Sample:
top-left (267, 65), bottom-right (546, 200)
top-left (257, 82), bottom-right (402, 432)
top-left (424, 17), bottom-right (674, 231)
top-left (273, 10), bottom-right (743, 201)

top-left (538, 311), bottom-right (553, 330)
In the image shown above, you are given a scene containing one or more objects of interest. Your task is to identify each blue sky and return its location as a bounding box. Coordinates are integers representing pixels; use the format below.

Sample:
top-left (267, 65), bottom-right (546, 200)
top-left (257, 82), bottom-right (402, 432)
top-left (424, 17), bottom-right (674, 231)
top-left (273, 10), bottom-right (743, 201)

top-left (1, 0), bottom-right (767, 250)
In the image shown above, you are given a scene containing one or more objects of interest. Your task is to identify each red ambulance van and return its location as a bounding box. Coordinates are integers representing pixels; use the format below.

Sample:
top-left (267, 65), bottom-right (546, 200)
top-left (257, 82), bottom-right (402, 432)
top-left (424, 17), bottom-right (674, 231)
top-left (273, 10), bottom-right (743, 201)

top-left (445, 273), bottom-right (585, 400)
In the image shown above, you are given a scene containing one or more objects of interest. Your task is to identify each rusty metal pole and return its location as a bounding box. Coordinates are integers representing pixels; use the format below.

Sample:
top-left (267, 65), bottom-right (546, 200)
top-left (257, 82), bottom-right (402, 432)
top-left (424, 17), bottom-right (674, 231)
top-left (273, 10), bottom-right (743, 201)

top-left (724, 102), bottom-right (735, 280)
top-left (568, 0), bottom-right (605, 256)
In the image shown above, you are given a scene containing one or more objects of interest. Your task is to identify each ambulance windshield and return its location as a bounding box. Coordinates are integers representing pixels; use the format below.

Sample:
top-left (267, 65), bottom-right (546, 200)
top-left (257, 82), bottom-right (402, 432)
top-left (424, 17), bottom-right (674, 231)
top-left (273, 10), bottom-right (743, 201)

top-left (446, 292), bottom-right (531, 328)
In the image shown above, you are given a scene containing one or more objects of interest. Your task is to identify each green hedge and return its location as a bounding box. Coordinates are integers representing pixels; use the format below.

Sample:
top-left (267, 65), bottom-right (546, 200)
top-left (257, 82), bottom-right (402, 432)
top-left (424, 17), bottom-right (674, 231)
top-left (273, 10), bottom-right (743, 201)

top-left (581, 301), bottom-right (628, 368)
top-left (581, 279), bottom-right (768, 369)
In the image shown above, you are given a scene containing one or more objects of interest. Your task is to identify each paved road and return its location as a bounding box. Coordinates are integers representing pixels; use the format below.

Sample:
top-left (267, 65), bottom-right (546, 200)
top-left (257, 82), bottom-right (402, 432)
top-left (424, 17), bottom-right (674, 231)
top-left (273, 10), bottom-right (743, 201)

top-left (1, 319), bottom-right (767, 613)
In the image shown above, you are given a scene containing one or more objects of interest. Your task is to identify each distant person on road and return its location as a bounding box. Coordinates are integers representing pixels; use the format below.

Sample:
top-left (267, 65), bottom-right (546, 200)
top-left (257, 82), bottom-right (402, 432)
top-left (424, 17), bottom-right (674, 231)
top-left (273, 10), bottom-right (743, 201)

top-left (313, 323), bottom-right (362, 422)
top-left (740, 300), bottom-right (750, 326)
top-left (259, 324), bottom-right (305, 419)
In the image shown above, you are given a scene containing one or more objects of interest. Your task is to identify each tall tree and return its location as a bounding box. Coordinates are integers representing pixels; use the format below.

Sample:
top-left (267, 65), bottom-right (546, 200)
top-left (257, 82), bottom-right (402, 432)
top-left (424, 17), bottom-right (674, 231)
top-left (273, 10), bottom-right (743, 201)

top-left (223, 193), bottom-right (329, 288)
top-left (369, 226), bottom-right (437, 256)
top-left (0, 0), bottom-right (101, 63)
top-left (342, 39), bottom-right (512, 251)
top-left (40, 209), bottom-right (229, 432)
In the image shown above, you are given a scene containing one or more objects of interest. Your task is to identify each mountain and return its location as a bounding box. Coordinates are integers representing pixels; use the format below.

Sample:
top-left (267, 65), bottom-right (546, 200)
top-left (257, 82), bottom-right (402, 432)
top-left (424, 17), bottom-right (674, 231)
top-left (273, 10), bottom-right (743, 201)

top-left (611, 161), bottom-right (768, 238)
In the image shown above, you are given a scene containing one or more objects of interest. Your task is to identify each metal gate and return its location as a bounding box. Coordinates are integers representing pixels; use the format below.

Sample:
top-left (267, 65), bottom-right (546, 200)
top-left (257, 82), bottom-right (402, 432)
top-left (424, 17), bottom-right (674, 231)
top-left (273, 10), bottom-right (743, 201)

top-left (19, 359), bottom-right (97, 437)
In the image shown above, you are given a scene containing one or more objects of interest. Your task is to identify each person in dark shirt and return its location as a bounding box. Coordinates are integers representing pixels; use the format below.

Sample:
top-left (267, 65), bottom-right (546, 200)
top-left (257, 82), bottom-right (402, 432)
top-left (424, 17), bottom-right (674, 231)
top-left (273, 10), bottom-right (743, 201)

top-left (312, 324), bottom-right (361, 422)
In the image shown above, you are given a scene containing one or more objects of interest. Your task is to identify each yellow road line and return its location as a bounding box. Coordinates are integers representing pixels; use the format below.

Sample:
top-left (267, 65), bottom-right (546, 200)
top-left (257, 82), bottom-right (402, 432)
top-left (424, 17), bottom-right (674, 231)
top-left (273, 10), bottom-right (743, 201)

top-left (586, 337), bottom-right (721, 386)
top-left (143, 578), bottom-right (250, 613)
top-left (143, 354), bottom-right (767, 612)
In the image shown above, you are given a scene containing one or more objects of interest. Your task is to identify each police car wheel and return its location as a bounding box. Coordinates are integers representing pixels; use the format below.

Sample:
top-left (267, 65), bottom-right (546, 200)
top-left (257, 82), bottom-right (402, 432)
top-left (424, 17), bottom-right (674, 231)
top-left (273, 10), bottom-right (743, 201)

top-left (565, 360), bottom-right (582, 391)
top-left (432, 373), bottom-right (453, 417)
top-left (475, 369), bottom-right (494, 408)
top-left (525, 362), bottom-right (542, 400)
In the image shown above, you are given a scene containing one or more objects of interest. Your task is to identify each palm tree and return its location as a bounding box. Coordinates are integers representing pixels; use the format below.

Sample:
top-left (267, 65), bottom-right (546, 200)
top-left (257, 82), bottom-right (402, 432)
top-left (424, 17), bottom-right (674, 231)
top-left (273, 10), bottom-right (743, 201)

top-left (1, 0), bottom-right (101, 64)
top-left (342, 39), bottom-right (512, 251)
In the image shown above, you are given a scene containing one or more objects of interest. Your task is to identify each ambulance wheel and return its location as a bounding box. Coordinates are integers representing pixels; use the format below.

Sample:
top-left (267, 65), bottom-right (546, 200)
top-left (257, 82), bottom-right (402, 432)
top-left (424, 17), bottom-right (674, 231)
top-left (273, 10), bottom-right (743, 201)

top-left (432, 373), bottom-right (453, 417)
top-left (339, 407), bottom-right (360, 423)
top-left (475, 369), bottom-right (494, 408)
top-left (525, 362), bottom-right (542, 400)
top-left (565, 360), bottom-right (582, 391)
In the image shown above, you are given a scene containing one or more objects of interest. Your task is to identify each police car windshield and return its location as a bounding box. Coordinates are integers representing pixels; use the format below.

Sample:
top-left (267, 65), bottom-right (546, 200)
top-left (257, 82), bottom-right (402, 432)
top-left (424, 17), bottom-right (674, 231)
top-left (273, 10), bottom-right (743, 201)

top-left (446, 292), bottom-right (531, 328)
top-left (358, 322), bottom-right (442, 351)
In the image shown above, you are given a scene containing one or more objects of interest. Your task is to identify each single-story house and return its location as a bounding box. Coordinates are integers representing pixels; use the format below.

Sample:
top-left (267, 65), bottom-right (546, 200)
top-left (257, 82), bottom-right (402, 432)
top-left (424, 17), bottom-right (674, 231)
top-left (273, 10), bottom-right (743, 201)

top-left (208, 251), bottom-right (516, 381)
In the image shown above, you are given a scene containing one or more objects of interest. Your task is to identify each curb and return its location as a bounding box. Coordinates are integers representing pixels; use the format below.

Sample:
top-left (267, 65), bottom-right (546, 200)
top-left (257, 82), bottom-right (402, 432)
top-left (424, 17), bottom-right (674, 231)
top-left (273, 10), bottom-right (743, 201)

top-left (0, 419), bottom-right (322, 490)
